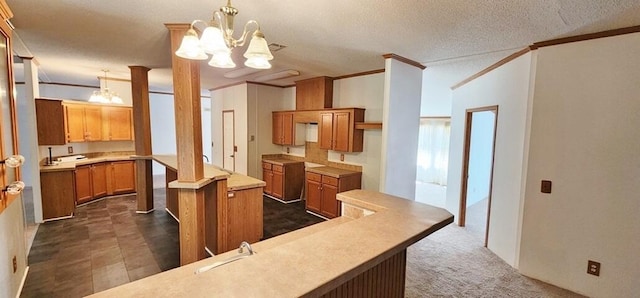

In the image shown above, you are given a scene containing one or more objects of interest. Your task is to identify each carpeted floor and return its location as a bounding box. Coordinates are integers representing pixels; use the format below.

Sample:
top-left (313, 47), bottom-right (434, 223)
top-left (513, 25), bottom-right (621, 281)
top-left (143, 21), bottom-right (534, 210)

top-left (405, 224), bottom-right (585, 297)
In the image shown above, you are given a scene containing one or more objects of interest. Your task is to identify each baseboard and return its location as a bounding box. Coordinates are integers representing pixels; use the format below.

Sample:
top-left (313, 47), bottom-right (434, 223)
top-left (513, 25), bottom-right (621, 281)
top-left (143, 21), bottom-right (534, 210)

top-left (205, 247), bottom-right (215, 257)
top-left (306, 210), bottom-right (330, 221)
top-left (135, 209), bottom-right (155, 214)
top-left (16, 266), bottom-right (29, 298)
top-left (264, 194), bottom-right (302, 204)
top-left (43, 214), bottom-right (74, 222)
top-left (165, 208), bottom-right (179, 223)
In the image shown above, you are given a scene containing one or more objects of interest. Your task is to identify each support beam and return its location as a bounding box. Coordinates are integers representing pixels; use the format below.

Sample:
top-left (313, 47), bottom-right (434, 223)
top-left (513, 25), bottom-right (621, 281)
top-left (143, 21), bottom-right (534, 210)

top-left (166, 23), bottom-right (207, 264)
top-left (129, 66), bottom-right (154, 213)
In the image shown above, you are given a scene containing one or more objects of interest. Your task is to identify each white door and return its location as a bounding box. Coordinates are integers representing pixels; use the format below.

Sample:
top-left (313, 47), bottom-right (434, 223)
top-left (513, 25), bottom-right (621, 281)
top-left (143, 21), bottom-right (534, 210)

top-left (222, 110), bottom-right (235, 172)
top-left (201, 98), bottom-right (212, 164)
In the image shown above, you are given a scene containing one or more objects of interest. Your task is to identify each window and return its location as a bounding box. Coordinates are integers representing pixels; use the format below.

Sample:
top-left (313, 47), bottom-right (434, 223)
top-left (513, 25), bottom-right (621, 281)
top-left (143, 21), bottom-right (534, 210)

top-left (416, 117), bottom-right (450, 186)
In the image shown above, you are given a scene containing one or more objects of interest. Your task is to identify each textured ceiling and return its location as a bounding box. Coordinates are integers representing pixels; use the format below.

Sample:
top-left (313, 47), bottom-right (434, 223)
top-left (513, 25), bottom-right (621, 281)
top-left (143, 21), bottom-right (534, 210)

top-left (6, 0), bottom-right (640, 92)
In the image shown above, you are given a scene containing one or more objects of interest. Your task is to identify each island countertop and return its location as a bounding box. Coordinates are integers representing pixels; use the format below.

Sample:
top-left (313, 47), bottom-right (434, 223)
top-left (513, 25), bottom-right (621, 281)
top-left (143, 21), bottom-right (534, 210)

top-left (88, 189), bottom-right (453, 297)
top-left (305, 165), bottom-right (361, 178)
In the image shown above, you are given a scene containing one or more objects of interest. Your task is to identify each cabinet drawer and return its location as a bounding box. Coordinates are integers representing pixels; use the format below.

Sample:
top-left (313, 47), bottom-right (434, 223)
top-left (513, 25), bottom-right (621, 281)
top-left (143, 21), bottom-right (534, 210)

top-left (306, 172), bottom-right (321, 183)
top-left (322, 175), bottom-right (338, 187)
top-left (272, 164), bottom-right (283, 173)
top-left (262, 162), bottom-right (272, 170)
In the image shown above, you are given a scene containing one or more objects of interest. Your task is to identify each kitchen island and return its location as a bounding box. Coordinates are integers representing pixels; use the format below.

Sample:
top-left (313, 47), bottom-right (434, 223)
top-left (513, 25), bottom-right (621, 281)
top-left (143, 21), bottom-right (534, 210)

top-left (89, 189), bottom-right (453, 297)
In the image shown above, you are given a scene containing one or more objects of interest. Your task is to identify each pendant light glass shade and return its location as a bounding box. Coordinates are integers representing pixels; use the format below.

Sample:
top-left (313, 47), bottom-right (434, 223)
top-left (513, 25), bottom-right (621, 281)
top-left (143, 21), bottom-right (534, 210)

top-left (208, 52), bottom-right (236, 68)
top-left (175, 29), bottom-right (208, 60)
top-left (2, 154), bottom-right (25, 168)
top-left (243, 30), bottom-right (273, 69)
top-left (4, 180), bottom-right (25, 195)
top-left (200, 26), bottom-right (229, 55)
top-left (88, 70), bottom-right (124, 104)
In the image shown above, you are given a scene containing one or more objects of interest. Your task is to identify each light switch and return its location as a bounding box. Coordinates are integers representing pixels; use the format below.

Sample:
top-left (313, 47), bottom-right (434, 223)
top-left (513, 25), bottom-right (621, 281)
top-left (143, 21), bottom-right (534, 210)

top-left (541, 180), bottom-right (552, 194)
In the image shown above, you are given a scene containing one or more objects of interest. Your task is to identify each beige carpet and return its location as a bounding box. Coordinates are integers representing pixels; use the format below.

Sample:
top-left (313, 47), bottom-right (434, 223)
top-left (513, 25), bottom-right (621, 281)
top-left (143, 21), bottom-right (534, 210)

top-left (406, 224), bottom-right (586, 297)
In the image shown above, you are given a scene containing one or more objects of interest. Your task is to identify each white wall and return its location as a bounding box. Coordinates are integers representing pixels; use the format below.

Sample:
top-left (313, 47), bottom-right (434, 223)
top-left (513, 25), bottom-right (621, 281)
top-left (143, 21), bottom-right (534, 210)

top-left (149, 93), bottom-right (176, 175)
top-left (380, 59), bottom-right (423, 199)
top-left (329, 73), bottom-right (384, 191)
top-left (449, 52), bottom-right (535, 267)
top-left (519, 33), bottom-right (640, 297)
top-left (0, 195), bottom-right (28, 298)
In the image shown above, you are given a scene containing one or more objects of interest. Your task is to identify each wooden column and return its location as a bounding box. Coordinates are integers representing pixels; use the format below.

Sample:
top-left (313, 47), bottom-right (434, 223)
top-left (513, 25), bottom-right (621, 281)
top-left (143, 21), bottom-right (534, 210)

top-left (166, 23), bottom-right (207, 265)
top-left (129, 66), bottom-right (154, 213)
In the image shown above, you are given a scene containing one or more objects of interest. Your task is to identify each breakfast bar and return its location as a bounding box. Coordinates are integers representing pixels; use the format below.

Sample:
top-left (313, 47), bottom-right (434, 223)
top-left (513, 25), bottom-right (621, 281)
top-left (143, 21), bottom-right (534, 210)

top-left (89, 189), bottom-right (453, 297)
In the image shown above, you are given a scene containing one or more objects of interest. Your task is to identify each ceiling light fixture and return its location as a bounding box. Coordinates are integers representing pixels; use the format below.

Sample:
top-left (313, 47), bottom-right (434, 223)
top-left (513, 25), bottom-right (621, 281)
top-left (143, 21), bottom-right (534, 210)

top-left (89, 70), bottom-right (123, 104)
top-left (223, 67), bottom-right (263, 79)
top-left (175, 0), bottom-right (274, 69)
top-left (253, 70), bottom-right (300, 82)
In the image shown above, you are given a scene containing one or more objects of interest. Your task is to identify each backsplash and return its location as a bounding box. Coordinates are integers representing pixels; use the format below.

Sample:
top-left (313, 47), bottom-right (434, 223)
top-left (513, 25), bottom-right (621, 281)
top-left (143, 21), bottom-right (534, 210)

top-left (265, 141), bottom-right (362, 172)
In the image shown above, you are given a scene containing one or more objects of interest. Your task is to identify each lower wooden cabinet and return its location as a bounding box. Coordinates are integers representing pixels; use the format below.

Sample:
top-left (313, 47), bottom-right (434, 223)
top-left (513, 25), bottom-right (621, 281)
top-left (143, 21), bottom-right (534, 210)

top-left (40, 171), bottom-right (76, 220)
top-left (305, 170), bottom-right (362, 219)
top-left (262, 160), bottom-right (304, 202)
top-left (75, 160), bottom-right (136, 205)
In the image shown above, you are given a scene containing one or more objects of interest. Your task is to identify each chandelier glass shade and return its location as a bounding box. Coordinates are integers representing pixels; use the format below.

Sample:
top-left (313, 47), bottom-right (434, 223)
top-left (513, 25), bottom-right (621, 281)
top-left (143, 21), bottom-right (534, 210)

top-left (89, 70), bottom-right (123, 104)
top-left (175, 0), bottom-right (274, 69)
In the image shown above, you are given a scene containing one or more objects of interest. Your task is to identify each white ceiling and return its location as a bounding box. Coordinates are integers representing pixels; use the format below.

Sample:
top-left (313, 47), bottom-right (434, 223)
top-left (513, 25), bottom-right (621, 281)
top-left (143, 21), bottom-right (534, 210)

top-left (6, 0), bottom-right (640, 93)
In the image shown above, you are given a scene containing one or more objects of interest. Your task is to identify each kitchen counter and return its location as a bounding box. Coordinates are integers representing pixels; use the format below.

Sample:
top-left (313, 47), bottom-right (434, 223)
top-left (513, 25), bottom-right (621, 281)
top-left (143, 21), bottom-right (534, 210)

top-left (39, 155), bottom-right (134, 172)
top-left (305, 165), bottom-right (361, 178)
top-left (150, 155), bottom-right (230, 182)
top-left (261, 157), bottom-right (305, 165)
top-left (88, 189), bottom-right (453, 297)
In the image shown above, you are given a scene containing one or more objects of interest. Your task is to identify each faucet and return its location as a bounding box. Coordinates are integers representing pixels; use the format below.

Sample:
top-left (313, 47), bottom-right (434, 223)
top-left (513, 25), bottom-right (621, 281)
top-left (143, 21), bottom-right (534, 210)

top-left (203, 155), bottom-right (210, 163)
top-left (238, 241), bottom-right (254, 255)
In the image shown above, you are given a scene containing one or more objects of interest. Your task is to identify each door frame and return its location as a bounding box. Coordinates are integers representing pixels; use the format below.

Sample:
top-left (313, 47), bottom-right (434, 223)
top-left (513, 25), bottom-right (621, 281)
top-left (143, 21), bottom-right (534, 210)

top-left (222, 110), bottom-right (235, 172)
top-left (458, 105), bottom-right (498, 247)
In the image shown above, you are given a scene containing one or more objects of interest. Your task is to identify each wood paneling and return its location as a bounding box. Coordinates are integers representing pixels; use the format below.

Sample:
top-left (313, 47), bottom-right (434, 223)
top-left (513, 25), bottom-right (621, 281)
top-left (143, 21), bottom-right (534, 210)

top-left (165, 168), bottom-right (178, 219)
top-left (221, 187), bottom-right (263, 252)
top-left (35, 99), bottom-right (66, 145)
top-left (319, 249), bottom-right (406, 298)
top-left (178, 189), bottom-right (207, 263)
top-left (295, 76), bottom-right (333, 110)
top-left (130, 66), bottom-right (154, 212)
top-left (40, 171), bottom-right (75, 220)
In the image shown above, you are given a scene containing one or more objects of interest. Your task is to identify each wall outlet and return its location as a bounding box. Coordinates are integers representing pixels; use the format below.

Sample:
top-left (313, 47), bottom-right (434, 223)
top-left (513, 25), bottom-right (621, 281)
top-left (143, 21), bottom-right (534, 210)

top-left (12, 256), bottom-right (17, 273)
top-left (587, 260), bottom-right (600, 276)
top-left (541, 180), bottom-right (552, 193)
top-left (67, 146), bottom-right (74, 154)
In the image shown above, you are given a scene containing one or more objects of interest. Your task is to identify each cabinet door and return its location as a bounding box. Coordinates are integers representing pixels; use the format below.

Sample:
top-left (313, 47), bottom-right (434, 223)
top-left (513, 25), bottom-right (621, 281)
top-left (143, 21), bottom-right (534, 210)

top-left (318, 112), bottom-right (334, 149)
top-left (263, 169), bottom-right (273, 195)
top-left (111, 161), bottom-right (136, 193)
top-left (106, 107), bottom-right (133, 141)
top-left (65, 105), bottom-right (86, 143)
top-left (84, 106), bottom-right (103, 141)
top-left (272, 170), bottom-right (283, 199)
top-left (332, 112), bottom-right (351, 152)
top-left (36, 99), bottom-right (66, 145)
top-left (281, 113), bottom-right (294, 145)
top-left (91, 163), bottom-right (108, 198)
top-left (272, 113), bottom-right (284, 145)
top-left (306, 179), bottom-right (322, 214)
top-left (321, 183), bottom-right (339, 218)
top-left (75, 165), bottom-right (93, 204)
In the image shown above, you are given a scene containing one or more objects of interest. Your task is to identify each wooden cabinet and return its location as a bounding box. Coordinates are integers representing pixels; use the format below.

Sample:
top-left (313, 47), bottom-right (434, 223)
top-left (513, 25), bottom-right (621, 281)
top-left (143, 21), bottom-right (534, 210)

top-left (295, 76), bottom-right (333, 110)
top-left (109, 161), bottom-right (136, 194)
top-left (272, 112), bottom-right (304, 146)
top-left (103, 106), bottom-right (134, 141)
top-left (65, 103), bottom-right (103, 142)
top-left (262, 160), bottom-right (305, 202)
top-left (75, 160), bottom-right (136, 205)
top-left (319, 108), bottom-right (365, 152)
top-left (40, 171), bottom-right (76, 220)
top-left (35, 98), bottom-right (134, 144)
top-left (305, 170), bottom-right (362, 219)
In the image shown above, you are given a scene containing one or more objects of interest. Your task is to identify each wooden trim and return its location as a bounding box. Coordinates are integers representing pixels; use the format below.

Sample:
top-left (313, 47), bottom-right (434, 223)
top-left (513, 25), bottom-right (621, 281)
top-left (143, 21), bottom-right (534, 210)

top-left (245, 81), bottom-right (290, 88)
top-left (98, 76), bottom-right (131, 83)
top-left (532, 25), bottom-right (640, 49)
top-left (333, 69), bottom-right (385, 80)
top-left (355, 122), bottom-right (382, 130)
top-left (164, 23), bottom-right (191, 30)
top-left (451, 47), bottom-right (532, 90)
top-left (382, 53), bottom-right (426, 70)
top-left (16, 81), bottom-right (209, 98)
top-left (420, 116), bottom-right (451, 120)
top-left (0, 0), bottom-right (13, 21)
top-left (209, 81), bottom-right (246, 91)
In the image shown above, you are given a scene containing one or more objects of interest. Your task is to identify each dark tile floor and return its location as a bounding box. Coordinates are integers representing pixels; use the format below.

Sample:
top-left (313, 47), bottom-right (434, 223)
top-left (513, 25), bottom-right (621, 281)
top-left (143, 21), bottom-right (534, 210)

top-left (21, 190), bottom-right (323, 297)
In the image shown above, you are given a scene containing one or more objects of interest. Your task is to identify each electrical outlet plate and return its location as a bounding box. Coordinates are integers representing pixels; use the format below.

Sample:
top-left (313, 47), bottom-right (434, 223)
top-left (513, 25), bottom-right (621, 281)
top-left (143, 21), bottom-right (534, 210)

top-left (68, 146), bottom-right (74, 154)
top-left (587, 260), bottom-right (600, 276)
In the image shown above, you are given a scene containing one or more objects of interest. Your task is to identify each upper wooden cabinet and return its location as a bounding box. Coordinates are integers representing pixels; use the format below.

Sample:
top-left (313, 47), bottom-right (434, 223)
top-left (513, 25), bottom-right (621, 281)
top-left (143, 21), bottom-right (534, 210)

top-left (272, 111), bottom-right (304, 146)
top-left (319, 108), bottom-right (365, 152)
top-left (103, 106), bottom-right (134, 141)
top-left (35, 98), bottom-right (134, 144)
top-left (295, 76), bottom-right (333, 110)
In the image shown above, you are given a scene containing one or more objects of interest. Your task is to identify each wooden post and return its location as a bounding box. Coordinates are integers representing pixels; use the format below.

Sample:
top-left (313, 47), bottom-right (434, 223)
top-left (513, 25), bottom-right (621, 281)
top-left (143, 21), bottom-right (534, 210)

top-left (129, 66), bottom-right (154, 213)
top-left (166, 23), bottom-right (207, 264)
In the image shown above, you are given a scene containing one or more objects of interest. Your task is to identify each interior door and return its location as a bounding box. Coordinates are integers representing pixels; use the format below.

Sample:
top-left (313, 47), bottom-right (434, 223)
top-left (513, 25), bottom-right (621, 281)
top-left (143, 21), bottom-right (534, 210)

top-left (222, 110), bottom-right (235, 172)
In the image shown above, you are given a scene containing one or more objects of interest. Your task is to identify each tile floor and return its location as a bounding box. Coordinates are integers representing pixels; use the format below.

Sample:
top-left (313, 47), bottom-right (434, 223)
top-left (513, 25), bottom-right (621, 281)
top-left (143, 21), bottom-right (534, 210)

top-left (21, 189), bottom-right (322, 297)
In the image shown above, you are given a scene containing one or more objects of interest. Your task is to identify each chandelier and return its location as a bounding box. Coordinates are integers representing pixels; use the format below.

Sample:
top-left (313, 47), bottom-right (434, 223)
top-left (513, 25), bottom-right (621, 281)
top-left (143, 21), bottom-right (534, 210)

top-left (89, 70), bottom-right (123, 104)
top-left (175, 0), bottom-right (274, 69)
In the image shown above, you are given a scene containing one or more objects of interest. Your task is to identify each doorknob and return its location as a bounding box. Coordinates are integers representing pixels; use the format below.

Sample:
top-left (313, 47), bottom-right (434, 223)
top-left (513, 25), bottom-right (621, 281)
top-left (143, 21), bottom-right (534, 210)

top-left (229, 155), bottom-right (235, 158)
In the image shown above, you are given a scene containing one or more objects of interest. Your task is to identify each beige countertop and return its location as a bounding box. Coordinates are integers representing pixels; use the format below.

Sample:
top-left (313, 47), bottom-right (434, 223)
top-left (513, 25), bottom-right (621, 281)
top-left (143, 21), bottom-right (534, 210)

top-left (88, 189), bottom-right (453, 297)
top-left (262, 157), bottom-right (305, 165)
top-left (306, 165), bottom-right (361, 178)
top-left (151, 155), bottom-right (264, 191)
top-left (40, 155), bottom-right (134, 172)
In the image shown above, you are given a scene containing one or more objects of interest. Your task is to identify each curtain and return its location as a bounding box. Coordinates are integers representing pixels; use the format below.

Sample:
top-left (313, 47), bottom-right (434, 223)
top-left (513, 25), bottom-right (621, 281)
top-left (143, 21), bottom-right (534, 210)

top-left (416, 118), bottom-right (451, 186)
